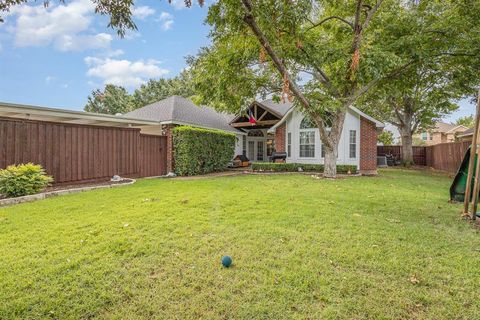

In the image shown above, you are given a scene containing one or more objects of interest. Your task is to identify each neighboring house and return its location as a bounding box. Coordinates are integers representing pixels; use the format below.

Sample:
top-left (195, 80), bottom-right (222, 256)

top-left (415, 122), bottom-right (468, 145)
top-left (126, 96), bottom-right (384, 175)
top-left (457, 128), bottom-right (474, 142)
top-left (0, 95), bottom-right (384, 176)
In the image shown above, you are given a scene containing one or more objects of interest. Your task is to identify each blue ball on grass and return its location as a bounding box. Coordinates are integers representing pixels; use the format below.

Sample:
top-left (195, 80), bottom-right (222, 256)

top-left (221, 255), bottom-right (233, 268)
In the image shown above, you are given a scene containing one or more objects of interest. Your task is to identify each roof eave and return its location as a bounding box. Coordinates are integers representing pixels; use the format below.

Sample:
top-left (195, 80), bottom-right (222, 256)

top-left (161, 120), bottom-right (246, 135)
top-left (0, 102), bottom-right (161, 127)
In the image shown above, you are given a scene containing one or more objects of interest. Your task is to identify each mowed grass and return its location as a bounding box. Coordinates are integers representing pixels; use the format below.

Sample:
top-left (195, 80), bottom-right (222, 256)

top-left (0, 169), bottom-right (479, 319)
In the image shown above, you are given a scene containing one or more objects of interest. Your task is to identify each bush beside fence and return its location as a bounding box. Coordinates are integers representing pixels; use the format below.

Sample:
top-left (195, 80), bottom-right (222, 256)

top-left (173, 126), bottom-right (235, 176)
top-left (252, 162), bottom-right (357, 174)
top-left (0, 163), bottom-right (53, 198)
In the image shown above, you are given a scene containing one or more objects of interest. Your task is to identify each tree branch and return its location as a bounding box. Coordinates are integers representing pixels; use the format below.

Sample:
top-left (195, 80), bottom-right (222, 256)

top-left (347, 59), bottom-right (417, 104)
top-left (362, 0), bottom-right (384, 30)
top-left (307, 16), bottom-right (354, 31)
top-left (297, 46), bottom-right (340, 98)
top-left (240, 0), bottom-right (330, 139)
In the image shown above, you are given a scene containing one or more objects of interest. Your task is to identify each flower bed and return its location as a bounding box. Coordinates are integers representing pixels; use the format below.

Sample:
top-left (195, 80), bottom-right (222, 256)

top-left (251, 162), bottom-right (357, 174)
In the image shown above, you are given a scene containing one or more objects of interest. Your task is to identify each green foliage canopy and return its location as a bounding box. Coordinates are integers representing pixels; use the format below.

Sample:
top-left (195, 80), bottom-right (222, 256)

top-left (84, 84), bottom-right (134, 115)
top-left (454, 115), bottom-right (474, 128)
top-left (131, 70), bottom-right (195, 109)
top-left (378, 130), bottom-right (395, 145)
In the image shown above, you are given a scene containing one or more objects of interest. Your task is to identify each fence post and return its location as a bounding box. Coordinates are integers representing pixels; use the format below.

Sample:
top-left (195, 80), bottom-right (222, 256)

top-left (465, 90), bottom-right (480, 218)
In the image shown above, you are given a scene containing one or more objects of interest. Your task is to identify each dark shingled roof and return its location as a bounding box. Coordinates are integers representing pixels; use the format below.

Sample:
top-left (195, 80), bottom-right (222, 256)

top-left (124, 96), bottom-right (240, 134)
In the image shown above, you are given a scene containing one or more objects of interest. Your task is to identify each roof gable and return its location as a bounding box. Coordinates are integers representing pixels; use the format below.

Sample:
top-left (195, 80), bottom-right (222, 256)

top-left (124, 96), bottom-right (241, 134)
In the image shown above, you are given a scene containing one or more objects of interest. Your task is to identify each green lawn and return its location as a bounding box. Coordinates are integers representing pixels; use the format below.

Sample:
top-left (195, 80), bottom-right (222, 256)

top-left (0, 169), bottom-right (479, 319)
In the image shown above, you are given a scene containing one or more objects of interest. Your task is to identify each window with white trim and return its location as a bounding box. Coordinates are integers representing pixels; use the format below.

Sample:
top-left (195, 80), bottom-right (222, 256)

top-left (299, 117), bottom-right (315, 158)
top-left (242, 135), bottom-right (247, 156)
top-left (349, 130), bottom-right (356, 158)
top-left (287, 132), bottom-right (291, 157)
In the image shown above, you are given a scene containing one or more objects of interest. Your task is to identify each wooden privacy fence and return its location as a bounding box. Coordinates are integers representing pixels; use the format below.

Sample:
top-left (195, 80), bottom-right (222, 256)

top-left (0, 117), bottom-right (167, 184)
top-left (378, 141), bottom-right (471, 174)
top-left (425, 141), bottom-right (470, 174)
top-left (377, 145), bottom-right (427, 166)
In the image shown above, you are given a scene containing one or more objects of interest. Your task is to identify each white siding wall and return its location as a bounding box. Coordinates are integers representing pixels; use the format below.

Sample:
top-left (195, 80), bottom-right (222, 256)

top-left (285, 109), bottom-right (360, 167)
top-left (234, 134), bottom-right (244, 156)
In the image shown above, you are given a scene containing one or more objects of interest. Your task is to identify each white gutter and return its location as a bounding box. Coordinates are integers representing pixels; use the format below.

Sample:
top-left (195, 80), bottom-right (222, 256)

top-left (348, 105), bottom-right (385, 128)
top-left (0, 102), bottom-right (162, 126)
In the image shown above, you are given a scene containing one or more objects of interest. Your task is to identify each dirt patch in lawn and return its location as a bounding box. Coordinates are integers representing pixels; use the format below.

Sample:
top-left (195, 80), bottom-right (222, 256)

top-left (46, 179), bottom-right (133, 193)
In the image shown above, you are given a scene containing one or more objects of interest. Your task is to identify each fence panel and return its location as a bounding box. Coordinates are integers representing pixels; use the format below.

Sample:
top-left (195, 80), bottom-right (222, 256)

top-left (426, 141), bottom-right (470, 174)
top-left (378, 141), bottom-right (470, 174)
top-left (0, 117), bottom-right (165, 184)
top-left (377, 145), bottom-right (426, 165)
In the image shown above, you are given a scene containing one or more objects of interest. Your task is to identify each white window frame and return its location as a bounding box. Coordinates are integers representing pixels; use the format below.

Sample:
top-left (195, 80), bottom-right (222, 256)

top-left (299, 130), bottom-right (315, 158)
top-left (242, 135), bottom-right (247, 156)
top-left (298, 117), bottom-right (316, 158)
top-left (287, 132), bottom-right (291, 157)
top-left (349, 130), bottom-right (357, 159)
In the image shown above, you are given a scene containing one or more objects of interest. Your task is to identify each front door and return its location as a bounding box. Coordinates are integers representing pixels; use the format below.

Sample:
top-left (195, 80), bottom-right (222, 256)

top-left (247, 139), bottom-right (266, 162)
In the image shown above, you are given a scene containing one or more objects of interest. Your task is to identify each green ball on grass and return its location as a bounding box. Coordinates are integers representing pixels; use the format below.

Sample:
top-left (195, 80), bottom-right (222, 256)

top-left (221, 255), bottom-right (232, 268)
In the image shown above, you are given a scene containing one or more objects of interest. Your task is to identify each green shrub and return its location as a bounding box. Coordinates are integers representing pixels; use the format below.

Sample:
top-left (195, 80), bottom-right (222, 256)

top-left (173, 126), bottom-right (236, 176)
top-left (251, 162), bottom-right (357, 174)
top-left (0, 163), bottom-right (53, 198)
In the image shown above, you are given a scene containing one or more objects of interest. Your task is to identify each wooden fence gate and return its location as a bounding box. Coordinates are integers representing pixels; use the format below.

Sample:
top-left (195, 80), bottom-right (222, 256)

top-left (139, 134), bottom-right (167, 177)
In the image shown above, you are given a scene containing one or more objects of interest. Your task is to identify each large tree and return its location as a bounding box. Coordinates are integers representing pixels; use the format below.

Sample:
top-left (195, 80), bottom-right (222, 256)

top-left (188, 0), bottom-right (461, 176)
top-left (454, 115), bottom-right (474, 129)
top-left (360, 0), bottom-right (480, 164)
top-left (84, 84), bottom-right (133, 115)
top-left (362, 62), bottom-right (461, 164)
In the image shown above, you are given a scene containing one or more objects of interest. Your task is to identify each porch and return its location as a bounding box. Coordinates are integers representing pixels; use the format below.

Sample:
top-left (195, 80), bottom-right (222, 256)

top-left (230, 101), bottom-right (285, 162)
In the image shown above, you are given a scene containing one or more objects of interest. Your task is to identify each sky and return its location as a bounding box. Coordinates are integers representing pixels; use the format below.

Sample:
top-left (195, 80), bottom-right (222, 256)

top-left (0, 0), bottom-right (210, 111)
top-left (0, 0), bottom-right (475, 121)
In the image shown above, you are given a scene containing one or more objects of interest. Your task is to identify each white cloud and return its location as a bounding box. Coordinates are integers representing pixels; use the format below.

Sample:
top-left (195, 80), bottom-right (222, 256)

top-left (45, 76), bottom-right (55, 84)
top-left (57, 33), bottom-right (112, 51)
top-left (132, 6), bottom-right (155, 20)
top-left (85, 56), bottom-right (170, 88)
top-left (168, 0), bottom-right (189, 10)
top-left (8, 0), bottom-right (112, 51)
top-left (157, 12), bottom-right (174, 31)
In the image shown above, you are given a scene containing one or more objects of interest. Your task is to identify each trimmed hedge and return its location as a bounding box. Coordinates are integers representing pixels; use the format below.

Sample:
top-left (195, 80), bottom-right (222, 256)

top-left (251, 162), bottom-right (357, 174)
top-left (173, 126), bottom-right (236, 176)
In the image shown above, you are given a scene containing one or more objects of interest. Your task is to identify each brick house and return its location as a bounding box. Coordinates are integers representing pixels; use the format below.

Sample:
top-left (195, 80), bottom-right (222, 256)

top-left (126, 96), bottom-right (384, 175)
top-left (415, 122), bottom-right (468, 145)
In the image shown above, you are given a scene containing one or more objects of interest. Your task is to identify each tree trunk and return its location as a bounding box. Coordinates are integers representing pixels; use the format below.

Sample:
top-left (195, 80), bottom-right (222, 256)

top-left (400, 128), bottom-right (414, 165)
top-left (323, 144), bottom-right (339, 178)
